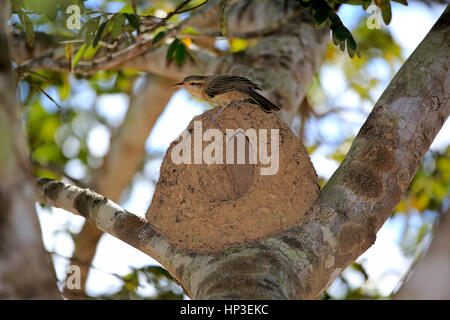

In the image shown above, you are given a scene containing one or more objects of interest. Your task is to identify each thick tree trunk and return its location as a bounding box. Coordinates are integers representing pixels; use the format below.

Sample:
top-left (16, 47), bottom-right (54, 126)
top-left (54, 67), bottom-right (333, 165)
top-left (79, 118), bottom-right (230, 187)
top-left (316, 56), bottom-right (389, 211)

top-left (0, 2), bottom-right (59, 299)
top-left (35, 6), bottom-right (450, 299)
top-left (64, 75), bottom-right (176, 298)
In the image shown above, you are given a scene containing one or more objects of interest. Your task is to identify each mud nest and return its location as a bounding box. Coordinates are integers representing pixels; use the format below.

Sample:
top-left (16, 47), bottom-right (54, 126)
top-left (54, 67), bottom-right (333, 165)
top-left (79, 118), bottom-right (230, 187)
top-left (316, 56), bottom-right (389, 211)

top-left (146, 102), bottom-right (319, 252)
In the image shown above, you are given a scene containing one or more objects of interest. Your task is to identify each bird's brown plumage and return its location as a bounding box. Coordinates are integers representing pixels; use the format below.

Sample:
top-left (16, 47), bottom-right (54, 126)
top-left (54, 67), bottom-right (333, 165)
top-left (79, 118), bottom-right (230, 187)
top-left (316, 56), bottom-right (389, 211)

top-left (177, 75), bottom-right (281, 113)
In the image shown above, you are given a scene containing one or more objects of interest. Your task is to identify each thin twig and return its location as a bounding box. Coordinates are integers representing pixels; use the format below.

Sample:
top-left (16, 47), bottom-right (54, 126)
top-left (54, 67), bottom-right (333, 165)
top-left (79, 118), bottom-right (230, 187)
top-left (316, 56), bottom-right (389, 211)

top-left (20, 0), bottom-right (208, 74)
top-left (177, 0), bottom-right (209, 14)
top-left (29, 83), bottom-right (62, 108)
top-left (32, 160), bottom-right (89, 188)
top-left (130, 0), bottom-right (138, 16)
top-left (48, 250), bottom-right (134, 285)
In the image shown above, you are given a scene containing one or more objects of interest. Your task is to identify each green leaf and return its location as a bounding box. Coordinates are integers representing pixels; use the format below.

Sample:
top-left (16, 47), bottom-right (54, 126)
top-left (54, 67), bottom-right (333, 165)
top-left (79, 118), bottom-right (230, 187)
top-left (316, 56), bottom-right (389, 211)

top-left (313, 6), bottom-right (330, 25)
top-left (76, 0), bottom-right (86, 12)
top-left (93, 21), bottom-right (107, 48)
top-left (152, 30), bottom-right (166, 44)
top-left (297, 0), bottom-right (310, 8)
top-left (311, 0), bottom-right (323, 11)
top-left (218, 0), bottom-right (229, 36)
top-left (307, 145), bottom-right (317, 154)
top-left (381, 0), bottom-right (392, 25)
top-left (166, 38), bottom-right (180, 60)
top-left (361, 0), bottom-right (372, 10)
top-left (110, 14), bottom-right (126, 39)
top-left (83, 44), bottom-right (100, 60)
top-left (84, 18), bottom-right (100, 46)
top-left (124, 13), bottom-right (140, 29)
top-left (392, 0), bottom-right (408, 5)
top-left (347, 36), bottom-right (357, 51)
top-left (328, 12), bottom-right (341, 26)
top-left (23, 0), bottom-right (41, 12)
top-left (17, 68), bottom-right (50, 81)
top-left (73, 43), bottom-right (87, 68)
top-left (346, 35), bottom-right (359, 59)
top-left (143, 266), bottom-right (175, 281)
top-left (182, 26), bottom-right (198, 35)
top-left (333, 25), bottom-right (350, 41)
top-left (77, 19), bottom-right (89, 38)
top-left (23, 0), bottom-right (56, 19)
top-left (122, 271), bottom-right (139, 291)
top-left (297, 0), bottom-right (311, 8)
top-left (41, 0), bottom-right (57, 20)
top-left (22, 13), bottom-right (35, 47)
top-left (175, 42), bottom-right (187, 66)
top-left (351, 263), bottom-right (369, 280)
top-left (332, 32), bottom-right (340, 46)
top-left (347, 46), bottom-right (355, 59)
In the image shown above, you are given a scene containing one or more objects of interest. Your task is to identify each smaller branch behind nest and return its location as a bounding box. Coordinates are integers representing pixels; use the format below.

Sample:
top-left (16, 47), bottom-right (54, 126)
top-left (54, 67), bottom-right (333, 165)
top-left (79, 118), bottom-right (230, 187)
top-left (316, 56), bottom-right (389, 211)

top-left (190, 7), bottom-right (303, 39)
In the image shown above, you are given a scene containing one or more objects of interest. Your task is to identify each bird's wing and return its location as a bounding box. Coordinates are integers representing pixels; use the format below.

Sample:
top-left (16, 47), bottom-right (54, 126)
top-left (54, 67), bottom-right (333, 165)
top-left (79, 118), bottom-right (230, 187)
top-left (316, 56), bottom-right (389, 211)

top-left (204, 75), bottom-right (261, 97)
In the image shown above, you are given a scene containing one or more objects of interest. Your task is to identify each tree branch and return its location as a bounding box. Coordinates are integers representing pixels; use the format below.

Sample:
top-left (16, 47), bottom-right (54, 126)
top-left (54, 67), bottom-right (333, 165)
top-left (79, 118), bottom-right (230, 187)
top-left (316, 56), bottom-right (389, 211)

top-left (0, 1), bottom-right (59, 299)
top-left (16, 0), bottom-right (217, 74)
top-left (35, 178), bottom-right (171, 265)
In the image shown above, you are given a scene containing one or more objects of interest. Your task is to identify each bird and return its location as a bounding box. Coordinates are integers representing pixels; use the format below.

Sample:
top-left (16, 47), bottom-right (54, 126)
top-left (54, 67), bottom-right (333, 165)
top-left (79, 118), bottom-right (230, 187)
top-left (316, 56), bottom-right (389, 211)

top-left (174, 75), bottom-right (280, 119)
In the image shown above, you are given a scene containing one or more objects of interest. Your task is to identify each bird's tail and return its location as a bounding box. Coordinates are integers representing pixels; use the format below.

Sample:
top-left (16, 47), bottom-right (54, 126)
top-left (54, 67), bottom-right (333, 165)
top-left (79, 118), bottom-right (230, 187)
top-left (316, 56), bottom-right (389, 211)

top-left (245, 90), bottom-right (281, 113)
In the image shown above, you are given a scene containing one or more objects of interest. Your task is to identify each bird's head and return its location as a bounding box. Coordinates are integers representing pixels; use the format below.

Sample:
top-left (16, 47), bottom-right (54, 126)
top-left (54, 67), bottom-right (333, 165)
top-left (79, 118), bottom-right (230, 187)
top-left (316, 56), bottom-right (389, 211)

top-left (174, 75), bottom-right (208, 97)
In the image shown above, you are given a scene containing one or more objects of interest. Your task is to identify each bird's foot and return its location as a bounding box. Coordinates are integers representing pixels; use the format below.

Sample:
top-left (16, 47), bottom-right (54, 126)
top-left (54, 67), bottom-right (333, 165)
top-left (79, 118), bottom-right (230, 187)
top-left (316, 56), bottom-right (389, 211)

top-left (206, 107), bottom-right (222, 127)
top-left (212, 105), bottom-right (227, 122)
top-left (212, 99), bottom-right (244, 121)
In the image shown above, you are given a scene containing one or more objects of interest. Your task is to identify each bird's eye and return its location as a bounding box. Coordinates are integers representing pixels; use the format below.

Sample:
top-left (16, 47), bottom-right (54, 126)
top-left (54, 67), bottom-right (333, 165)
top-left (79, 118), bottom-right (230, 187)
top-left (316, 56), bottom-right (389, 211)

top-left (191, 82), bottom-right (201, 86)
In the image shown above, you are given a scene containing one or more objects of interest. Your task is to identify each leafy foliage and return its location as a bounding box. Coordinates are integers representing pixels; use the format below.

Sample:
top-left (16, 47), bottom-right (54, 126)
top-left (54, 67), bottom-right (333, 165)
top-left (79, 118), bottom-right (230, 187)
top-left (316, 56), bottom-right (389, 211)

top-left (296, 0), bottom-right (407, 58)
top-left (10, 0), bottom-right (408, 72)
top-left (152, 30), bottom-right (166, 44)
top-left (99, 265), bottom-right (183, 300)
top-left (297, 0), bottom-right (360, 58)
top-left (396, 147), bottom-right (449, 215)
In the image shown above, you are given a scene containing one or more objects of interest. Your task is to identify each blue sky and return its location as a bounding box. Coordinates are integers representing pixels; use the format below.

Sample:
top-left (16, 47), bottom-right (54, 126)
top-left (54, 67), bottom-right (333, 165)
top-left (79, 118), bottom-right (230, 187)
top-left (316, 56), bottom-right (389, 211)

top-left (36, 1), bottom-right (449, 298)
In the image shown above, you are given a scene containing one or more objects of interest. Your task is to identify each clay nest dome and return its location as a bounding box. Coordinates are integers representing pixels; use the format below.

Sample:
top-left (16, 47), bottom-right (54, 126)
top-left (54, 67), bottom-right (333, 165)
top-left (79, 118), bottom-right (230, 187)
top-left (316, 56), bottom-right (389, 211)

top-left (146, 102), bottom-right (319, 253)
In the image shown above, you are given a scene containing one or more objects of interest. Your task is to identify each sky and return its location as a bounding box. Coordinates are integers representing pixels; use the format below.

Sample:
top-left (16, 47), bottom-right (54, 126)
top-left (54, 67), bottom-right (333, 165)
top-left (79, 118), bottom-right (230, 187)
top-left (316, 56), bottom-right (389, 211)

top-left (36, 1), bottom-right (449, 298)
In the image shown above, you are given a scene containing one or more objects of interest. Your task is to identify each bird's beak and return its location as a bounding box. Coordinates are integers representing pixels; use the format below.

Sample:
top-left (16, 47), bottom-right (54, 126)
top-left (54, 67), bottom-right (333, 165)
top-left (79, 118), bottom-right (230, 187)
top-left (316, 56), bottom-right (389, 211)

top-left (173, 82), bottom-right (184, 87)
